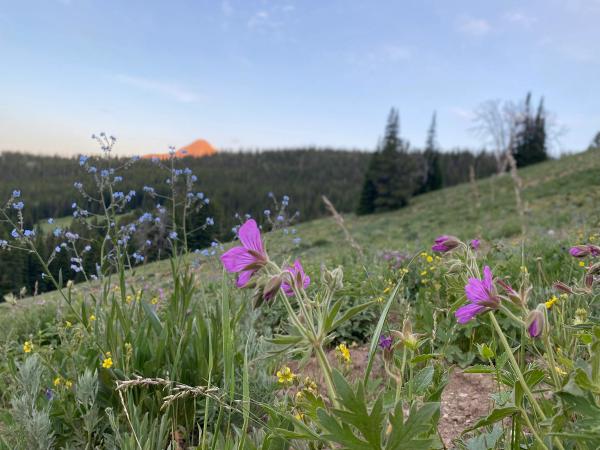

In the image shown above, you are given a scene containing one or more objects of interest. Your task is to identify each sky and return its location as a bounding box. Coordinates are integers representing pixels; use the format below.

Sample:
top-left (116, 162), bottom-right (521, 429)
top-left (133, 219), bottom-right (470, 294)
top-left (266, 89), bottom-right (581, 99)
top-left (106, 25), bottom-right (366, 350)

top-left (0, 0), bottom-right (599, 156)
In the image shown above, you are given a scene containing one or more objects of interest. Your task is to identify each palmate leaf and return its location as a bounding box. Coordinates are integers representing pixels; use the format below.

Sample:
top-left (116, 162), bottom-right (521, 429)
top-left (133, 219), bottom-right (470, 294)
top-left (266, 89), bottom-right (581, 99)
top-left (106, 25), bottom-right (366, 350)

top-left (385, 402), bottom-right (440, 450)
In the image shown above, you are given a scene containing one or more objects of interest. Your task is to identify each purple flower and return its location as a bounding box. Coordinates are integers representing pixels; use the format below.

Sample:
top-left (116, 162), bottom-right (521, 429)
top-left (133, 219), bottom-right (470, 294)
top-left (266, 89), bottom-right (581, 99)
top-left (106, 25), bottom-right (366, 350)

top-left (220, 219), bottom-right (268, 288)
top-left (432, 235), bottom-right (461, 253)
top-left (526, 308), bottom-right (545, 338)
top-left (569, 244), bottom-right (600, 258)
top-left (470, 239), bottom-right (480, 250)
top-left (379, 335), bottom-right (393, 350)
top-left (455, 266), bottom-right (500, 324)
top-left (281, 259), bottom-right (310, 296)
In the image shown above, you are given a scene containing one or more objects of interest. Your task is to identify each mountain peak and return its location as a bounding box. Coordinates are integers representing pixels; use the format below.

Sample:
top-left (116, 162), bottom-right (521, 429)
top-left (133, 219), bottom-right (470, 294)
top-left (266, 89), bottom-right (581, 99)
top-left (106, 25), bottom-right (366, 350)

top-left (143, 139), bottom-right (216, 160)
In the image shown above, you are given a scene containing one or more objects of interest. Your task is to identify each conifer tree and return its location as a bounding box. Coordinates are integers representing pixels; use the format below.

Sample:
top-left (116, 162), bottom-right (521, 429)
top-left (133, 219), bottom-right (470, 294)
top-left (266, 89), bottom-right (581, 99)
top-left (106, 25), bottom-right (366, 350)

top-left (513, 93), bottom-right (548, 167)
top-left (418, 112), bottom-right (443, 193)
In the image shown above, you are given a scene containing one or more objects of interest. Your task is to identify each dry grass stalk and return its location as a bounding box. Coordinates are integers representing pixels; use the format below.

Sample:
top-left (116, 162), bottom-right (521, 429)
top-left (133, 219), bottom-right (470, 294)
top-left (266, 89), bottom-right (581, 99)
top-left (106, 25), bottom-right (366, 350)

top-left (322, 195), bottom-right (364, 259)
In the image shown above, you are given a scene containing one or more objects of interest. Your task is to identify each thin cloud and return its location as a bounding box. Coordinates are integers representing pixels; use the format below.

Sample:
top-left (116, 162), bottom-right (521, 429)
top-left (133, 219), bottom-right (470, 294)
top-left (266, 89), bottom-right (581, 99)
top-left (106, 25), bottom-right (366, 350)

top-left (112, 74), bottom-right (200, 103)
top-left (504, 11), bottom-right (537, 27)
top-left (456, 16), bottom-right (492, 36)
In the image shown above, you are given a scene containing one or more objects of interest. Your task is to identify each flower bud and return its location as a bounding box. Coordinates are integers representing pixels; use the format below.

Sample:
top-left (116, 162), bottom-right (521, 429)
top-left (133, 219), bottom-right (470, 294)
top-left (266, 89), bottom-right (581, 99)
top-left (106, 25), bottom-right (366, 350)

top-left (431, 235), bottom-right (461, 253)
top-left (587, 262), bottom-right (600, 275)
top-left (526, 305), bottom-right (547, 338)
top-left (322, 266), bottom-right (343, 291)
top-left (263, 274), bottom-right (283, 302)
top-left (570, 245), bottom-right (591, 258)
top-left (553, 281), bottom-right (574, 295)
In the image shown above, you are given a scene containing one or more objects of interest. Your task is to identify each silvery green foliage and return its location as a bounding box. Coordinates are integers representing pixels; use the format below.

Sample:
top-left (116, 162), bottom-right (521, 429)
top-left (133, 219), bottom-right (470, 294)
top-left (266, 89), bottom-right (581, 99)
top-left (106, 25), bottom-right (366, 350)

top-left (74, 369), bottom-right (101, 447)
top-left (10, 355), bottom-right (55, 450)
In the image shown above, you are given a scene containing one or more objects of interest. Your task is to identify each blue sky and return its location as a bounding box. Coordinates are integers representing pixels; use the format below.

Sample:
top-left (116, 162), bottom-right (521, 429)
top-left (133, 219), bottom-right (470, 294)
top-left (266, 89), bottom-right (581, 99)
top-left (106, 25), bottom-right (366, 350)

top-left (0, 0), bottom-right (599, 156)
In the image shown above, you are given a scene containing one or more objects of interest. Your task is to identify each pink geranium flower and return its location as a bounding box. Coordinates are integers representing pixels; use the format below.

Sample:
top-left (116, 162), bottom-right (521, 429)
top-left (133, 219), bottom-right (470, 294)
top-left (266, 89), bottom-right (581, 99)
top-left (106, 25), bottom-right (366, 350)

top-left (455, 266), bottom-right (500, 324)
top-left (221, 219), bottom-right (268, 287)
top-left (281, 259), bottom-right (310, 296)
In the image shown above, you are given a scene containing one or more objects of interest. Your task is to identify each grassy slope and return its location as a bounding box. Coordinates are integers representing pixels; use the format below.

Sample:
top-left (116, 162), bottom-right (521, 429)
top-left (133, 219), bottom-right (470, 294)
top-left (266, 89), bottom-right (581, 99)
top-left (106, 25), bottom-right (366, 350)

top-left (2, 149), bottom-right (599, 337)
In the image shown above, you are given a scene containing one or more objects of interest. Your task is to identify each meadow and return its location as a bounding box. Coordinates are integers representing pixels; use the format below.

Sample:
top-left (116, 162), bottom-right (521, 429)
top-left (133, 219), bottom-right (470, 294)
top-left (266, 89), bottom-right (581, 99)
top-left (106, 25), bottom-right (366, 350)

top-left (0, 144), bottom-right (599, 449)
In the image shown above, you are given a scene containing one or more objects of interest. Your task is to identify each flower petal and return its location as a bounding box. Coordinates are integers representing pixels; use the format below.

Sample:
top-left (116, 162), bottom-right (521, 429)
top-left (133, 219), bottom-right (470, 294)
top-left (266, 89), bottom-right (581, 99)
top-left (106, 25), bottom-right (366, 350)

top-left (238, 219), bottom-right (264, 254)
top-left (455, 303), bottom-right (486, 324)
top-left (220, 246), bottom-right (256, 273)
top-left (236, 269), bottom-right (255, 288)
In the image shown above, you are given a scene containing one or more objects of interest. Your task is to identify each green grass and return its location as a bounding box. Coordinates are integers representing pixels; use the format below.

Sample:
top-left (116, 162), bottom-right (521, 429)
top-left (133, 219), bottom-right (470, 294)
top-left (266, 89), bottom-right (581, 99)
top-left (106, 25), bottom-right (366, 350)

top-left (3, 149), bottom-right (600, 336)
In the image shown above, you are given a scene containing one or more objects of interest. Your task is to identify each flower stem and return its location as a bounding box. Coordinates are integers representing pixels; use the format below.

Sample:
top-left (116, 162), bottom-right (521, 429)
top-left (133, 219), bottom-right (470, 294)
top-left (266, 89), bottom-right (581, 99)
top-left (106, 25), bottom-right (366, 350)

top-left (394, 346), bottom-right (407, 405)
top-left (315, 343), bottom-right (339, 409)
top-left (489, 313), bottom-right (565, 450)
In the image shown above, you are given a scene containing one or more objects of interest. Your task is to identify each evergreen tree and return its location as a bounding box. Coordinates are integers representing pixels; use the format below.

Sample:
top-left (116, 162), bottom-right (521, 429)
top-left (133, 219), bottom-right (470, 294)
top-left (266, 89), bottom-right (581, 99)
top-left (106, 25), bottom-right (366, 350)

top-left (418, 112), bottom-right (443, 193)
top-left (589, 132), bottom-right (600, 150)
top-left (513, 93), bottom-right (548, 167)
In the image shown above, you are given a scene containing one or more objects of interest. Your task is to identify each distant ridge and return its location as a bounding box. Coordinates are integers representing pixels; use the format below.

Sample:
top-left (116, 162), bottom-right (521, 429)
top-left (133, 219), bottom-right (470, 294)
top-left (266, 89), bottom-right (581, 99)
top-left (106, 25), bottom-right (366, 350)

top-left (143, 139), bottom-right (216, 160)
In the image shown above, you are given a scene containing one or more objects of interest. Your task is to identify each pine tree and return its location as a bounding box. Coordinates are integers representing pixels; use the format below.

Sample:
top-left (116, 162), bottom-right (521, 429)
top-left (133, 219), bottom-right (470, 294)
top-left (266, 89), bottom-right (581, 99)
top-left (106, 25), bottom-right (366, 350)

top-left (513, 93), bottom-right (548, 167)
top-left (418, 112), bottom-right (443, 193)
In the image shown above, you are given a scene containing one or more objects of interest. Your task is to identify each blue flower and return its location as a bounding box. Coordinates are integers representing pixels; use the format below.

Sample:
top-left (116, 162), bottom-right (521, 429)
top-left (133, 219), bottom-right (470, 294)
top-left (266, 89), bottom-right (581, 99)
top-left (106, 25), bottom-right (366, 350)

top-left (132, 252), bottom-right (144, 263)
top-left (12, 190), bottom-right (20, 198)
top-left (74, 182), bottom-right (83, 190)
top-left (293, 237), bottom-right (302, 245)
top-left (53, 228), bottom-right (62, 237)
top-left (0, 240), bottom-right (8, 249)
top-left (55, 246), bottom-right (61, 253)
top-left (71, 202), bottom-right (77, 209)
top-left (11, 229), bottom-right (19, 238)
top-left (48, 218), bottom-right (54, 224)
top-left (24, 229), bottom-right (34, 238)
top-left (143, 186), bottom-right (155, 193)
top-left (264, 209), bottom-right (271, 216)
top-left (114, 176), bottom-right (123, 183)
top-left (84, 245), bottom-right (92, 252)
top-left (12, 201), bottom-right (24, 210)
top-left (206, 217), bottom-right (214, 226)
top-left (276, 215), bottom-right (284, 222)
top-left (169, 231), bottom-right (178, 240)
top-left (79, 155), bottom-right (88, 166)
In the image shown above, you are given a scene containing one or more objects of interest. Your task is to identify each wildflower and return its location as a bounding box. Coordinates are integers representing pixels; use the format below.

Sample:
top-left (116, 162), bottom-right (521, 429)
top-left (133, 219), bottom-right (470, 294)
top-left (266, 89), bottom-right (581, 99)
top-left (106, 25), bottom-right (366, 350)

top-left (89, 314), bottom-right (96, 322)
top-left (150, 297), bottom-right (158, 305)
top-left (379, 335), bottom-right (393, 350)
top-left (169, 231), bottom-right (178, 240)
top-left (65, 380), bottom-right (73, 389)
top-left (53, 377), bottom-right (61, 387)
top-left (431, 235), bottom-right (461, 253)
top-left (553, 281), bottom-right (574, 295)
top-left (426, 255), bottom-right (433, 263)
top-left (101, 356), bottom-right (113, 369)
top-left (276, 366), bottom-right (296, 384)
top-left (574, 308), bottom-right (588, 325)
top-left (470, 239), bottom-right (480, 250)
top-left (526, 306), bottom-right (546, 338)
top-left (220, 219), bottom-right (269, 288)
top-left (337, 343), bottom-right (351, 364)
top-left (125, 295), bottom-right (133, 303)
top-left (262, 274), bottom-right (283, 302)
top-left (23, 340), bottom-right (33, 353)
top-left (456, 266), bottom-right (500, 324)
top-left (383, 286), bottom-right (391, 294)
top-left (281, 259), bottom-right (310, 296)
top-left (545, 295), bottom-right (558, 309)
top-left (579, 261), bottom-right (586, 268)
top-left (12, 190), bottom-right (20, 198)
top-left (65, 321), bottom-right (72, 328)
top-left (569, 244), bottom-right (600, 258)
top-left (12, 201), bottom-right (24, 210)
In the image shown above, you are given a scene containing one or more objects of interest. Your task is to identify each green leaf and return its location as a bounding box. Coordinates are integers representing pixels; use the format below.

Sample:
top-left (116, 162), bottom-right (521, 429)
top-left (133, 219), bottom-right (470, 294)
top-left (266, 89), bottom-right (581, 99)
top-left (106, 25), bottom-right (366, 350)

top-left (385, 402), bottom-right (440, 450)
top-left (329, 301), bottom-right (375, 333)
top-left (462, 407), bottom-right (519, 434)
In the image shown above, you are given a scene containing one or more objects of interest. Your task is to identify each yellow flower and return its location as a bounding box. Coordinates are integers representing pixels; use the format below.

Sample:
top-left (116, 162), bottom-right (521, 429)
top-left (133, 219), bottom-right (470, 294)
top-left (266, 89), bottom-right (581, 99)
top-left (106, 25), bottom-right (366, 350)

top-left (520, 266), bottom-right (528, 273)
top-left (420, 252), bottom-right (427, 258)
top-left (65, 380), bottom-right (73, 389)
top-left (150, 297), bottom-right (158, 305)
top-left (65, 320), bottom-right (72, 328)
top-left (125, 295), bottom-right (133, 303)
top-left (89, 314), bottom-right (96, 322)
top-left (426, 255), bottom-right (433, 263)
top-left (420, 270), bottom-right (427, 276)
top-left (376, 296), bottom-right (384, 304)
top-left (383, 286), bottom-right (391, 294)
top-left (579, 261), bottom-right (586, 268)
top-left (555, 366), bottom-right (567, 376)
top-left (23, 340), bottom-right (33, 353)
top-left (294, 411), bottom-right (305, 421)
top-left (276, 366), bottom-right (296, 384)
top-left (545, 296), bottom-right (558, 309)
top-left (337, 343), bottom-right (351, 364)
top-left (136, 290), bottom-right (142, 301)
top-left (399, 268), bottom-right (409, 274)
top-left (101, 357), bottom-right (113, 369)
top-left (53, 377), bottom-right (62, 387)
top-left (304, 377), bottom-right (318, 393)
